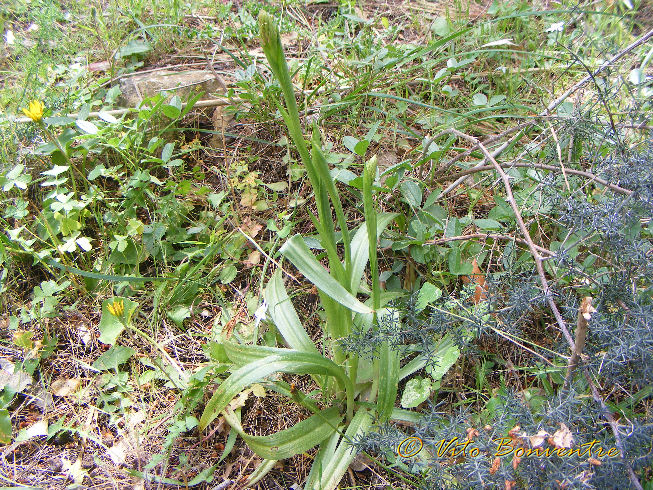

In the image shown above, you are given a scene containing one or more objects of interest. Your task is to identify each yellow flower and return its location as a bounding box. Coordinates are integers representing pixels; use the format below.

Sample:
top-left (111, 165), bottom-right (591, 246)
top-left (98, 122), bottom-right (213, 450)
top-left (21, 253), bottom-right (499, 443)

top-left (21, 100), bottom-right (45, 122)
top-left (107, 299), bottom-right (124, 317)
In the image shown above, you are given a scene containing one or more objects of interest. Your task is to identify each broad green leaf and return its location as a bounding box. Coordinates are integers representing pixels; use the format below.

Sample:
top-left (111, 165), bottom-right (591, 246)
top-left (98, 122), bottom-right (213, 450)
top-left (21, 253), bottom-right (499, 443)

top-left (474, 218), bottom-right (502, 231)
top-left (76, 120), bottom-right (98, 135)
top-left (354, 139), bottom-right (370, 156)
top-left (426, 339), bottom-right (461, 382)
top-left (222, 406), bottom-right (341, 460)
top-left (0, 409), bottom-right (11, 444)
top-left (280, 235), bottom-right (372, 314)
top-left (161, 143), bottom-right (174, 163)
top-left (400, 181), bottom-right (422, 208)
top-left (264, 270), bottom-right (317, 353)
top-left (343, 136), bottom-right (361, 155)
top-left (219, 264), bottom-right (237, 284)
top-left (92, 345), bottom-right (136, 371)
top-left (472, 93), bottom-right (488, 106)
top-left (416, 282), bottom-right (442, 313)
top-left (376, 340), bottom-right (399, 422)
top-left (349, 212), bottom-right (396, 293)
top-left (311, 137), bottom-right (351, 273)
top-left (117, 39), bottom-right (151, 59)
top-left (199, 353), bottom-right (354, 430)
top-left (98, 112), bottom-right (118, 124)
top-left (41, 165), bottom-right (69, 177)
top-left (223, 342), bottom-right (298, 366)
top-left (162, 104), bottom-right (181, 119)
top-left (401, 377), bottom-right (432, 408)
top-left (167, 306), bottom-right (191, 327)
top-left (431, 17), bottom-right (450, 37)
top-left (169, 95), bottom-right (182, 111)
top-left (305, 408), bottom-right (372, 490)
top-left (448, 246), bottom-right (473, 275)
top-left (98, 297), bottom-right (138, 344)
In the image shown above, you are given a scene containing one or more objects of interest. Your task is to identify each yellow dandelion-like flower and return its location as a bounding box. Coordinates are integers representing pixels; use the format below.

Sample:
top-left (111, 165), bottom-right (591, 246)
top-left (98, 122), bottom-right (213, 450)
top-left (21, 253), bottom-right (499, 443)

top-left (107, 299), bottom-right (124, 317)
top-left (21, 100), bottom-right (45, 122)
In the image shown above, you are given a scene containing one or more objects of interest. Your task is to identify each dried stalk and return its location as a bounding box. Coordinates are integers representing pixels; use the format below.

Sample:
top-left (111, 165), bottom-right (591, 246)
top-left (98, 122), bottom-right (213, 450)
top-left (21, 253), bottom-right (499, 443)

top-left (447, 162), bottom-right (633, 196)
top-left (564, 297), bottom-right (595, 389)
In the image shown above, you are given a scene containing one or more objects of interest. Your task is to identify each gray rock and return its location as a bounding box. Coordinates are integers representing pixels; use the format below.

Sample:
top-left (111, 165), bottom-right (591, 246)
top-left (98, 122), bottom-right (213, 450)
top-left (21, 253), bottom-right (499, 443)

top-left (118, 69), bottom-right (229, 107)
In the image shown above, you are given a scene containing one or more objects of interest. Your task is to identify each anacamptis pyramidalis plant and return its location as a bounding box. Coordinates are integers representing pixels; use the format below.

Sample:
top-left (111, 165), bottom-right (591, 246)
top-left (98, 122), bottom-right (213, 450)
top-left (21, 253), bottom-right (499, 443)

top-left (199, 12), bottom-right (404, 489)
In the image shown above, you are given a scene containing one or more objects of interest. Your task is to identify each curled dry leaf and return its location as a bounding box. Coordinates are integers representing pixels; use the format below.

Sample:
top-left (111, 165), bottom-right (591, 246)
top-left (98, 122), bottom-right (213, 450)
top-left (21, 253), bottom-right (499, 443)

top-left (78, 324), bottom-right (93, 345)
top-left (461, 258), bottom-right (487, 304)
top-left (550, 423), bottom-right (574, 449)
top-left (61, 458), bottom-right (88, 485)
top-left (251, 383), bottom-right (266, 398)
top-left (508, 425), bottom-right (523, 445)
top-left (466, 427), bottom-right (480, 441)
top-left (241, 217), bottom-right (263, 239)
top-left (512, 454), bottom-right (521, 470)
top-left (529, 429), bottom-right (549, 448)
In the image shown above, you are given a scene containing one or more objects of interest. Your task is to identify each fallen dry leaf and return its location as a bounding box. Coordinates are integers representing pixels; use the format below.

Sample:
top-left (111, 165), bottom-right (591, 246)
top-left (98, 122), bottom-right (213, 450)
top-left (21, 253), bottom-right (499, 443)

top-left (489, 457), bottom-right (501, 475)
top-left (88, 60), bottom-right (111, 72)
top-left (241, 218), bottom-right (263, 239)
top-left (243, 250), bottom-right (261, 268)
top-left (461, 258), bottom-right (487, 304)
top-left (512, 454), bottom-right (521, 470)
top-left (251, 383), bottom-right (266, 398)
top-left (16, 419), bottom-right (48, 442)
top-left (51, 378), bottom-right (81, 397)
top-left (466, 427), bottom-right (480, 441)
top-left (107, 438), bottom-right (129, 465)
top-left (529, 429), bottom-right (549, 448)
top-left (78, 324), bottom-right (93, 345)
top-left (550, 423), bottom-right (574, 449)
top-left (61, 458), bottom-right (88, 485)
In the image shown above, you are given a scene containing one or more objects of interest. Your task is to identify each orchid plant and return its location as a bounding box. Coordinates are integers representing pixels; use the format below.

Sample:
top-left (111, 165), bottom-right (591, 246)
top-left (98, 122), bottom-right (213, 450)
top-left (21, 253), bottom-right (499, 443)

top-left (198, 12), bottom-right (406, 489)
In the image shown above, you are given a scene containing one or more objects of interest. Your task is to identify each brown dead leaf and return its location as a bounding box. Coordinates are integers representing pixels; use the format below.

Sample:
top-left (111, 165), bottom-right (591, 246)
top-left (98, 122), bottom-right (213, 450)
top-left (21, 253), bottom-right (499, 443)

top-left (508, 425), bottom-right (522, 439)
top-left (280, 32), bottom-right (298, 45)
top-left (241, 217), bottom-right (263, 239)
top-left (466, 427), bottom-right (480, 441)
top-left (243, 250), bottom-right (261, 268)
top-left (550, 423), bottom-right (574, 449)
top-left (229, 389), bottom-right (251, 411)
top-left (512, 455), bottom-right (521, 470)
top-left (51, 378), bottom-right (81, 397)
top-left (461, 258), bottom-right (487, 304)
top-left (88, 61), bottom-right (111, 72)
top-left (529, 429), bottom-right (549, 448)
top-left (489, 457), bottom-right (501, 475)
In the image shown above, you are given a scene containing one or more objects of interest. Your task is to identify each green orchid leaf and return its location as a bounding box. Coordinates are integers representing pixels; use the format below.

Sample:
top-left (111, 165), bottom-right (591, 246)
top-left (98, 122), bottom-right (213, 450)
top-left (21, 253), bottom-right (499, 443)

top-left (199, 353), bottom-right (353, 430)
top-left (264, 269), bottom-right (318, 353)
top-left (280, 235), bottom-right (373, 314)
top-left (222, 406), bottom-right (341, 460)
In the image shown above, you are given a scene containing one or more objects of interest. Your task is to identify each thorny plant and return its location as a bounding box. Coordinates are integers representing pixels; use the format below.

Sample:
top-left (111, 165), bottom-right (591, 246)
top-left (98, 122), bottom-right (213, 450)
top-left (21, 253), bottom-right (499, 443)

top-left (343, 29), bottom-right (653, 489)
